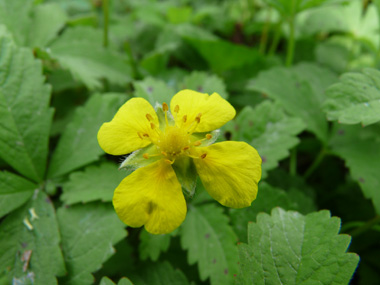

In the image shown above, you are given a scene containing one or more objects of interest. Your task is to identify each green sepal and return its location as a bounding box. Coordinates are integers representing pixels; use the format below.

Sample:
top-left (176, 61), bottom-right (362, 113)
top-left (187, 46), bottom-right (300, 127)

top-left (119, 144), bottom-right (160, 170)
top-left (172, 156), bottom-right (198, 197)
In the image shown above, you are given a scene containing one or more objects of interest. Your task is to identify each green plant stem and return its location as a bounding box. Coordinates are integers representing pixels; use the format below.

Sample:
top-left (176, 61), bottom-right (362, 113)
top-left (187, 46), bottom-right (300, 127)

top-left (285, 17), bottom-right (295, 66)
top-left (348, 215), bottom-right (380, 237)
top-left (304, 147), bottom-right (327, 179)
top-left (103, 0), bottom-right (109, 48)
top-left (290, 148), bottom-right (297, 176)
top-left (259, 8), bottom-right (272, 54)
top-left (268, 20), bottom-right (282, 56)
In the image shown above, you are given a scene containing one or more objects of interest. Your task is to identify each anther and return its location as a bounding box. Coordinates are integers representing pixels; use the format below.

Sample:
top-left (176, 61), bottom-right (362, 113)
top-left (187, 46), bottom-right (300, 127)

top-left (195, 113), bottom-right (202, 123)
top-left (182, 115), bottom-right (187, 123)
top-left (143, 133), bottom-right (149, 138)
top-left (161, 151), bottom-right (168, 157)
top-left (194, 141), bottom-right (201, 146)
top-left (164, 159), bottom-right (173, 164)
top-left (183, 146), bottom-right (190, 151)
top-left (146, 114), bottom-right (153, 121)
top-left (138, 132), bottom-right (143, 139)
top-left (162, 102), bottom-right (169, 112)
top-left (174, 105), bottom-right (180, 113)
top-left (206, 134), bottom-right (212, 140)
top-left (143, 153), bottom-right (149, 159)
top-left (201, 153), bottom-right (207, 159)
top-left (150, 122), bottom-right (156, 129)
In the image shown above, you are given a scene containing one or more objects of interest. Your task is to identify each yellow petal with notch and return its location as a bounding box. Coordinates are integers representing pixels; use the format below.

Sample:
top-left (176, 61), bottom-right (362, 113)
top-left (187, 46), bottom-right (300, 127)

top-left (97, 98), bottom-right (159, 155)
top-left (193, 141), bottom-right (262, 208)
top-left (113, 160), bottom-right (186, 234)
top-left (170, 90), bottom-right (236, 133)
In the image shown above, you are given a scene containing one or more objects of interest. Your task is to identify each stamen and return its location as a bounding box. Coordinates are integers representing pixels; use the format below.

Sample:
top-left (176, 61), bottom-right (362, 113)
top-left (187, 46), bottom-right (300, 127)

top-left (162, 102), bottom-right (169, 112)
top-left (146, 114), bottom-right (153, 121)
top-left (150, 122), bottom-right (156, 129)
top-left (194, 141), bottom-right (201, 146)
top-left (174, 105), bottom-right (179, 113)
top-left (182, 115), bottom-right (187, 123)
top-left (183, 146), bottom-right (190, 151)
top-left (164, 159), bottom-right (175, 164)
top-left (138, 132), bottom-right (144, 139)
top-left (143, 133), bottom-right (149, 138)
top-left (201, 153), bottom-right (207, 159)
top-left (195, 113), bottom-right (202, 123)
top-left (143, 153), bottom-right (149, 159)
top-left (161, 151), bottom-right (168, 157)
top-left (206, 134), bottom-right (212, 140)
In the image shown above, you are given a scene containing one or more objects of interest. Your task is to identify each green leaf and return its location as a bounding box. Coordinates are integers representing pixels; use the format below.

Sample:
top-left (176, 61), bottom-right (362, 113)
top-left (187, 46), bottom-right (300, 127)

top-left (263, 0), bottom-right (329, 16)
top-left (49, 26), bottom-right (133, 89)
top-left (100, 276), bottom-right (133, 285)
top-left (324, 68), bottom-right (380, 126)
top-left (130, 261), bottom-right (189, 285)
top-left (180, 71), bottom-right (228, 99)
top-left (61, 162), bottom-right (128, 205)
top-left (225, 101), bottom-right (305, 178)
top-left (236, 208), bottom-right (359, 284)
top-left (0, 190), bottom-right (66, 284)
top-left (28, 3), bottom-right (67, 48)
top-left (57, 203), bottom-right (127, 285)
top-left (0, 26), bottom-right (53, 182)
top-left (48, 93), bottom-right (127, 178)
top-left (185, 37), bottom-right (262, 73)
top-left (139, 229), bottom-right (171, 261)
top-left (0, 171), bottom-right (37, 218)
top-left (230, 182), bottom-right (316, 243)
top-left (133, 77), bottom-right (175, 106)
top-left (248, 63), bottom-right (337, 142)
top-left (329, 124), bottom-right (380, 213)
top-left (180, 203), bottom-right (239, 285)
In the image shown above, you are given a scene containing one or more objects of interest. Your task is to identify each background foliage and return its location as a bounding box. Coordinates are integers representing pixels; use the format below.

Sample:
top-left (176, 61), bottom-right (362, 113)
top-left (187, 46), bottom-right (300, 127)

top-left (1, 0), bottom-right (380, 284)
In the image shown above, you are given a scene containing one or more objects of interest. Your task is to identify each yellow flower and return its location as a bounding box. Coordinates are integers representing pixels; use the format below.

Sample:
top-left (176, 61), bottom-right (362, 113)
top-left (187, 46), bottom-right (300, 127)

top-left (97, 90), bottom-right (262, 234)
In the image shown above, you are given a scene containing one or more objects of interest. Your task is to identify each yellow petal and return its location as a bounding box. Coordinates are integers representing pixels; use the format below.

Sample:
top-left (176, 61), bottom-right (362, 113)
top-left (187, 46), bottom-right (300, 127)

top-left (113, 160), bottom-right (186, 234)
top-left (170, 90), bottom-right (236, 133)
top-left (193, 141), bottom-right (262, 208)
top-left (97, 98), bottom-right (159, 155)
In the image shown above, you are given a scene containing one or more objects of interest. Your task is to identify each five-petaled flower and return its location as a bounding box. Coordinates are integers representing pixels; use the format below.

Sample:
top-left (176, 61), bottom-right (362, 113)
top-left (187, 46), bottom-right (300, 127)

top-left (97, 90), bottom-right (262, 234)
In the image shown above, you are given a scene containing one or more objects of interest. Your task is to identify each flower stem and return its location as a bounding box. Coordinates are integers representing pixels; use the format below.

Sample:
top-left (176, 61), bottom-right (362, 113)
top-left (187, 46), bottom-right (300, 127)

top-left (290, 147), bottom-right (297, 176)
top-left (348, 215), bottom-right (380, 237)
top-left (268, 20), bottom-right (282, 56)
top-left (303, 147), bottom-right (327, 180)
top-left (259, 8), bottom-right (272, 54)
top-left (285, 16), bottom-right (295, 67)
top-left (103, 0), bottom-right (109, 48)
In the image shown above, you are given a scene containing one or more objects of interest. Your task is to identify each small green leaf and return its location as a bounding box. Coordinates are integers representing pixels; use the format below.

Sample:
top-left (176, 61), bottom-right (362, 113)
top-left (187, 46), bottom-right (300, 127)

top-left (49, 26), bottom-right (133, 90)
top-left (133, 77), bottom-right (175, 106)
top-left (61, 162), bottom-right (129, 205)
top-left (0, 171), bottom-right (37, 218)
top-left (225, 101), bottom-right (305, 178)
top-left (180, 203), bottom-right (238, 285)
top-left (248, 63), bottom-right (337, 142)
top-left (180, 71), bottom-right (228, 99)
top-left (48, 93), bottom-right (127, 178)
top-left (130, 261), bottom-right (189, 285)
top-left (237, 208), bottom-right (359, 284)
top-left (0, 26), bottom-right (53, 182)
top-left (329, 124), bottom-right (380, 213)
top-left (139, 229), bottom-right (171, 261)
top-left (0, 190), bottom-right (66, 284)
top-left (100, 276), bottom-right (133, 285)
top-left (230, 182), bottom-right (316, 243)
top-left (324, 68), bottom-right (380, 126)
top-left (57, 203), bottom-right (127, 285)
top-left (263, 0), bottom-right (329, 16)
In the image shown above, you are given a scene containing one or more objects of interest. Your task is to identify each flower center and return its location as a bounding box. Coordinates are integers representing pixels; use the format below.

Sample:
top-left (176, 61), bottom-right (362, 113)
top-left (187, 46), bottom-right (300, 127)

top-left (157, 126), bottom-right (190, 159)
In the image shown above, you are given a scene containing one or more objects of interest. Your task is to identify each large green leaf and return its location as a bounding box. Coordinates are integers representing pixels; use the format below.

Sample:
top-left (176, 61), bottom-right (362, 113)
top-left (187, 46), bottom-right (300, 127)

top-left (0, 26), bottom-right (53, 182)
top-left (248, 63), bottom-right (337, 142)
top-left (48, 93), bottom-right (126, 178)
top-left (329, 124), bottom-right (380, 213)
top-left (237, 208), bottom-right (359, 284)
top-left (0, 1), bottom-right (67, 47)
top-left (0, 190), bottom-right (66, 284)
top-left (180, 203), bottom-right (239, 285)
top-left (61, 162), bottom-right (128, 205)
top-left (133, 77), bottom-right (175, 106)
top-left (225, 101), bottom-right (305, 178)
top-left (49, 26), bottom-right (133, 90)
top-left (139, 229), bottom-right (171, 261)
top-left (230, 182), bottom-right (316, 243)
top-left (57, 203), bottom-right (127, 285)
top-left (0, 171), bottom-right (37, 218)
top-left (130, 261), bottom-right (189, 285)
top-left (324, 68), bottom-right (380, 126)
